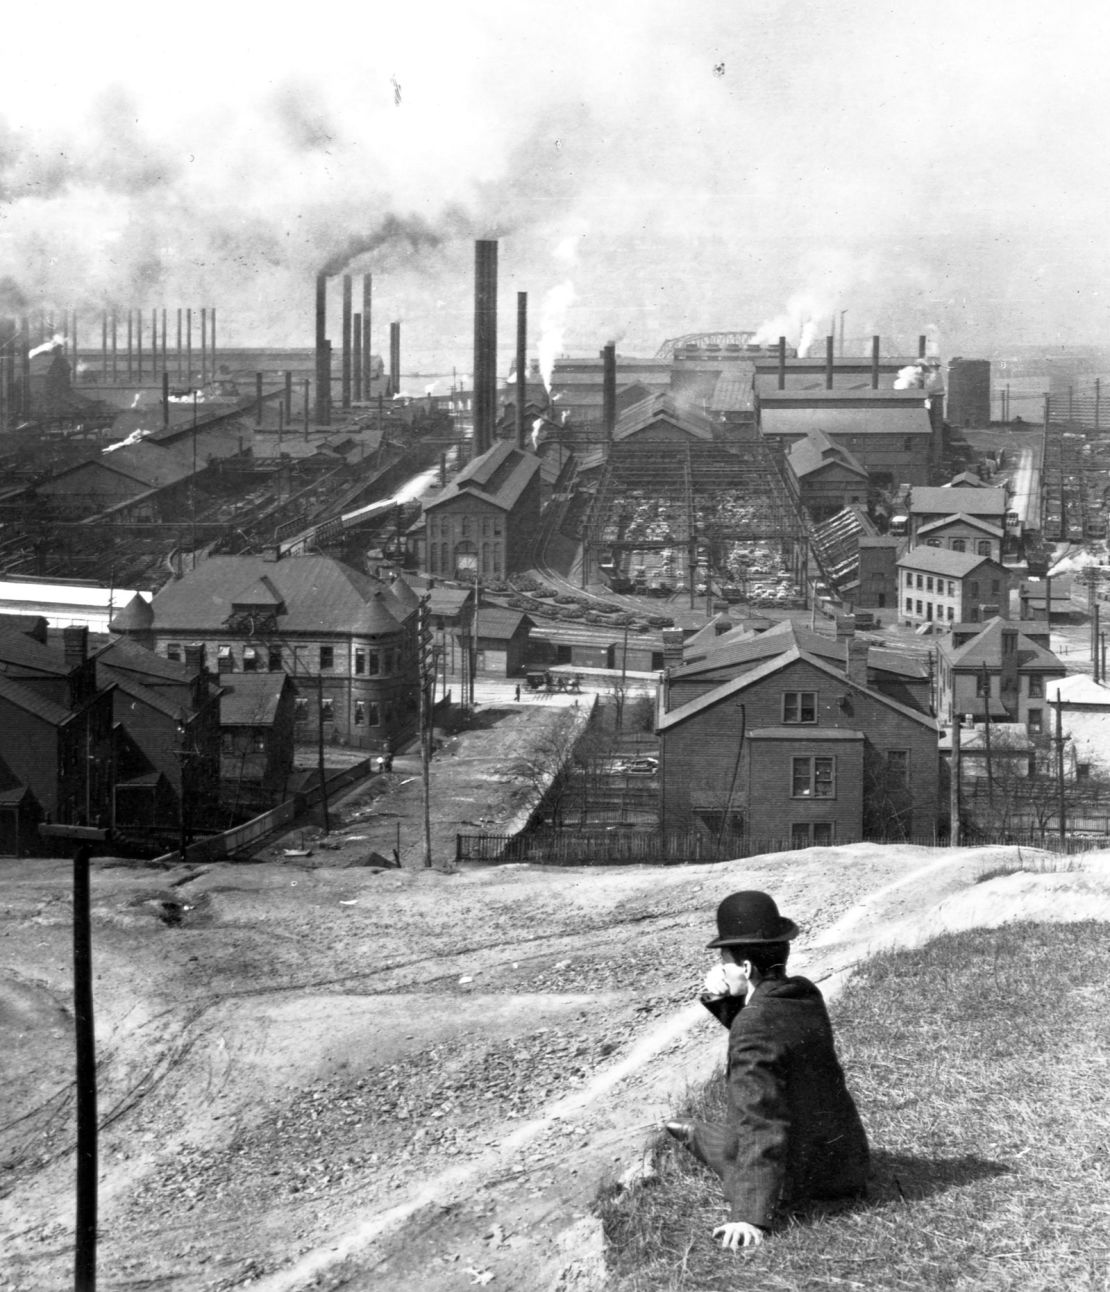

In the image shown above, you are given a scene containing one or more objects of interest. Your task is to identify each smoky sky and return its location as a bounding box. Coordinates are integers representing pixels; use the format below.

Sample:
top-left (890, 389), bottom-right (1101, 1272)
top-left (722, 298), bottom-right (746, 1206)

top-left (1, 0), bottom-right (1108, 374)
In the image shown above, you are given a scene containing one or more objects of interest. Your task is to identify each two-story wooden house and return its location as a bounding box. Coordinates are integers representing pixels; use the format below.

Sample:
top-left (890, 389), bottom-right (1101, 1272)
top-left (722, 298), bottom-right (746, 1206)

top-left (657, 621), bottom-right (939, 847)
top-left (896, 547), bottom-right (1010, 628)
top-left (936, 618), bottom-right (1066, 735)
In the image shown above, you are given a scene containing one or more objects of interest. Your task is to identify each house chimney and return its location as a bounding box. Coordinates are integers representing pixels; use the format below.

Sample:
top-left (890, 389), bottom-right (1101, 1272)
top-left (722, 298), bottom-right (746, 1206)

top-left (63, 624), bottom-right (89, 668)
top-left (836, 614), bottom-right (856, 643)
top-left (184, 643), bottom-right (206, 675)
top-left (871, 335), bottom-right (880, 389)
top-left (516, 291), bottom-right (527, 450)
top-left (602, 342), bottom-right (617, 444)
top-left (341, 274), bottom-right (352, 410)
top-left (662, 627), bottom-right (685, 671)
top-left (777, 335), bottom-right (786, 390)
top-left (846, 636), bottom-right (869, 687)
top-left (473, 240), bottom-right (498, 456)
top-left (825, 334), bottom-right (834, 389)
top-left (262, 543), bottom-right (281, 562)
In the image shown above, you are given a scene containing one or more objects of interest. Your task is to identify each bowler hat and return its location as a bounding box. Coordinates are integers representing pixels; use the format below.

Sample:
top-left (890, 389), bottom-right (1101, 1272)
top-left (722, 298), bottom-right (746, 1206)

top-left (707, 890), bottom-right (799, 948)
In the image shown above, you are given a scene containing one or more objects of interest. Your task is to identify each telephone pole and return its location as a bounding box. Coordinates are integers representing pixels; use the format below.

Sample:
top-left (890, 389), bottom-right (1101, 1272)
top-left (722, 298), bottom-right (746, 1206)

top-left (417, 596), bottom-right (435, 867)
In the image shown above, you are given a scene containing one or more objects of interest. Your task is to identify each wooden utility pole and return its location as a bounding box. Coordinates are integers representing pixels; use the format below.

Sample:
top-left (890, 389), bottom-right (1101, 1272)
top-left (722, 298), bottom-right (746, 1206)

top-left (316, 673), bottom-right (330, 834)
top-left (1055, 694), bottom-right (1066, 850)
top-left (417, 596), bottom-right (434, 867)
top-left (981, 660), bottom-right (993, 813)
top-left (949, 715), bottom-right (961, 847)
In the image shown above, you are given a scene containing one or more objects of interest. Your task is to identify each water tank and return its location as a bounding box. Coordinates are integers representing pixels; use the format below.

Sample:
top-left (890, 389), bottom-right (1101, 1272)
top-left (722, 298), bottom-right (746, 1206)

top-left (947, 358), bottom-right (992, 428)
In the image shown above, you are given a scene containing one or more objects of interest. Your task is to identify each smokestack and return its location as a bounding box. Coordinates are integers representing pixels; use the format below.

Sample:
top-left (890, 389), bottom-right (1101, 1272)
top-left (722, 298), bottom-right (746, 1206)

top-left (210, 308), bottom-right (216, 377)
top-left (285, 369), bottom-right (293, 426)
top-left (162, 308), bottom-right (167, 374)
top-left (777, 336), bottom-right (786, 390)
top-left (825, 334), bottom-right (834, 390)
top-left (256, 373), bottom-right (264, 427)
top-left (871, 335), bottom-right (880, 389)
top-left (315, 274), bottom-right (330, 425)
top-left (918, 334), bottom-right (927, 359)
top-left (353, 314), bottom-right (362, 401)
top-left (516, 292), bottom-right (527, 450)
top-left (127, 310), bottom-right (133, 381)
top-left (473, 239), bottom-right (498, 456)
top-left (149, 309), bottom-right (156, 376)
top-left (137, 310), bottom-right (143, 381)
top-left (163, 371), bottom-right (169, 428)
top-left (362, 274), bottom-right (372, 402)
top-left (19, 318), bottom-right (29, 417)
top-left (101, 311), bottom-right (107, 384)
top-left (186, 308), bottom-right (192, 384)
top-left (341, 275), bottom-right (352, 410)
top-left (111, 310), bottom-right (117, 381)
top-left (602, 342), bottom-right (617, 444)
top-left (201, 307), bottom-right (208, 384)
top-left (72, 310), bottom-right (78, 380)
top-left (176, 308), bottom-right (182, 380)
top-left (389, 322), bottom-right (401, 399)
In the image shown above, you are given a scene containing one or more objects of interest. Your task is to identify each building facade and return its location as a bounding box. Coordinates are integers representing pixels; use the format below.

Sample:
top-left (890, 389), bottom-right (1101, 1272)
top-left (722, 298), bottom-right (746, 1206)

top-left (896, 548), bottom-right (1010, 627)
top-left (936, 619), bottom-right (1066, 733)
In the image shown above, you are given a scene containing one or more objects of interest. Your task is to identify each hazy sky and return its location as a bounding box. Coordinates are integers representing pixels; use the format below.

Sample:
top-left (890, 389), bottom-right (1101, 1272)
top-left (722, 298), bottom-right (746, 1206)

top-left (1, 0), bottom-right (1108, 377)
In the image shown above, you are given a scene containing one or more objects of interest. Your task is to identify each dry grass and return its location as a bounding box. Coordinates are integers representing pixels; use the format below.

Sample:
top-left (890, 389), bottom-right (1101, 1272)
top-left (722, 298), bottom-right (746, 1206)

top-left (975, 850), bottom-right (1085, 884)
top-left (599, 921), bottom-right (1110, 1291)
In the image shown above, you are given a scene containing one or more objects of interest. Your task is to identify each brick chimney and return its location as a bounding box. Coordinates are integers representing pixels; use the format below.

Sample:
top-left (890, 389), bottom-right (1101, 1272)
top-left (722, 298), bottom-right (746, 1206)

top-left (62, 624), bottom-right (88, 668)
top-left (183, 643), bottom-right (206, 675)
top-left (845, 637), bottom-right (869, 687)
top-left (835, 614), bottom-right (856, 643)
top-left (662, 628), bottom-right (685, 671)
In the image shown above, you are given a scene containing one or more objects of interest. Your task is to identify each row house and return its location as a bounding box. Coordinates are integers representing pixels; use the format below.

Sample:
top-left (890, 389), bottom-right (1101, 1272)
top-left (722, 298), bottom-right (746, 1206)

top-left (657, 621), bottom-right (939, 847)
top-left (146, 552), bottom-right (419, 751)
top-left (896, 547), bottom-right (1010, 628)
top-left (423, 440), bottom-right (542, 582)
top-left (936, 618), bottom-right (1066, 734)
top-left (0, 624), bottom-right (115, 829)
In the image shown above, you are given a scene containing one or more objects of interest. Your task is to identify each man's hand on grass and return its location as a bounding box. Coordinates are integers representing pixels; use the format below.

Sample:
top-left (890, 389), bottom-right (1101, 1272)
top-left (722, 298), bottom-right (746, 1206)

top-left (712, 1221), bottom-right (765, 1251)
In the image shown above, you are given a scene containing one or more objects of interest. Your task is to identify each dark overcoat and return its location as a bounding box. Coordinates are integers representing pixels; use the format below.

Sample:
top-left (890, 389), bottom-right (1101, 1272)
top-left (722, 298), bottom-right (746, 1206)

top-left (695, 975), bottom-right (869, 1227)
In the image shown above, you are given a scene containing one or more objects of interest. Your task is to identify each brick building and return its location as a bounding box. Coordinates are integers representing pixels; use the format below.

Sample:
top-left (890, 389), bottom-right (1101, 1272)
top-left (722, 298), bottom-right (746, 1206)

top-left (657, 621), bottom-right (938, 846)
top-left (915, 513), bottom-right (1004, 563)
top-left (147, 552), bottom-right (419, 751)
top-left (896, 547), bottom-right (1010, 627)
top-left (423, 440), bottom-right (542, 581)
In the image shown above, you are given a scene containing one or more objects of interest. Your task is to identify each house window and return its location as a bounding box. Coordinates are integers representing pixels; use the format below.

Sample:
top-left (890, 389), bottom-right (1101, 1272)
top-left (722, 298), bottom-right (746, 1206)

top-left (1027, 708), bottom-right (1042, 735)
top-left (916, 600), bottom-right (923, 615)
top-left (952, 538), bottom-right (966, 553)
top-left (916, 574), bottom-right (923, 589)
top-left (905, 596), bottom-right (913, 611)
top-left (217, 645), bottom-right (234, 673)
top-left (319, 645), bottom-right (334, 670)
top-left (354, 701), bottom-right (365, 724)
top-left (166, 643), bottom-right (182, 662)
top-left (294, 697), bottom-right (309, 720)
top-left (887, 750), bottom-right (909, 788)
top-left (792, 822), bottom-right (834, 848)
top-left (991, 580), bottom-right (1000, 595)
top-left (948, 581), bottom-right (956, 596)
top-left (268, 647), bottom-right (282, 671)
top-left (242, 647), bottom-right (259, 673)
top-left (368, 702), bottom-right (381, 726)
top-left (355, 649), bottom-right (366, 675)
top-left (947, 606), bottom-right (954, 620)
top-left (1077, 762), bottom-right (1091, 780)
top-left (926, 538), bottom-right (941, 547)
top-left (320, 698), bottom-right (334, 721)
top-left (969, 581), bottom-right (980, 597)
top-left (926, 577), bottom-right (934, 592)
top-left (1028, 676), bottom-right (1044, 698)
top-left (976, 673), bottom-right (991, 696)
top-left (461, 515), bottom-right (472, 537)
top-left (978, 540), bottom-right (991, 556)
top-left (782, 691), bottom-right (817, 724)
top-left (792, 755), bottom-right (835, 798)
top-left (369, 650), bottom-right (380, 674)
top-left (252, 732), bottom-right (267, 753)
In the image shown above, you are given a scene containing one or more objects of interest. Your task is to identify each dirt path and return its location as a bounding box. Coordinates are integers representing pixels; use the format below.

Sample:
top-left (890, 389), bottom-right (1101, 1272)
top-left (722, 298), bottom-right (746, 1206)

top-left (6, 838), bottom-right (1105, 1291)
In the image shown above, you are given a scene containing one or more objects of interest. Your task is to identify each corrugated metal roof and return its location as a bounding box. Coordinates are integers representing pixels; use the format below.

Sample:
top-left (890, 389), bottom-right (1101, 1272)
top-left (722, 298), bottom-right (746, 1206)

top-left (760, 407), bottom-right (933, 439)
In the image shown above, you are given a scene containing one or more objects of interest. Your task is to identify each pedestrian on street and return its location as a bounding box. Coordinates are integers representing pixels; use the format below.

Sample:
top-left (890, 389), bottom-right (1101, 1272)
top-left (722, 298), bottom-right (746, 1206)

top-left (375, 754), bottom-right (385, 774)
top-left (514, 683), bottom-right (521, 701)
top-left (384, 750), bottom-right (393, 772)
top-left (665, 890), bottom-right (869, 1251)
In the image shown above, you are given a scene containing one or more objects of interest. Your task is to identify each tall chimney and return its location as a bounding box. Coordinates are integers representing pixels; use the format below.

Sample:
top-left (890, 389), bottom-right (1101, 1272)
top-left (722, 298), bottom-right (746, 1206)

top-left (361, 274), bottom-right (372, 401)
top-left (777, 336), bottom-right (786, 390)
top-left (918, 333), bottom-right (927, 359)
top-left (845, 636), bottom-right (868, 687)
top-left (201, 306), bottom-right (208, 384)
top-left (137, 310), bottom-right (143, 381)
top-left (315, 273), bottom-right (330, 426)
top-left (825, 334), bottom-right (834, 389)
top-left (72, 310), bottom-right (78, 379)
top-left (111, 310), bottom-right (117, 381)
top-left (871, 335), bottom-right (880, 389)
top-left (389, 322), bottom-right (401, 399)
top-left (353, 314), bottom-right (363, 401)
top-left (186, 308), bottom-right (193, 384)
top-left (162, 307), bottom-right (167, 374)
top-left (19, 318), bottom-right (30, 417)
top-left (210, 307), bottom-right (216, 376)
top-left (176, 307), bottom-right (182, 380)
top-left (516, 291), bottom-right (527, 450)
top-left (341, 274), bottom-right (352, 410)
top-left (149, 308), bottom-right (156, 376)
top-left (473, 239), bottom-right (498, 457)
top-left (602, 342), bottom-right (617, 444)
top-left (101, 311), bottom-right (107, 384)
top-left (127, 310), bottom-right (133, 381)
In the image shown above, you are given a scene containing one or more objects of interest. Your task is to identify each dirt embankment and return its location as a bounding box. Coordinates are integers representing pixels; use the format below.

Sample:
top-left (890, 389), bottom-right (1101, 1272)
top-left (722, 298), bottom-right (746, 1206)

top-left (5, 838), bottom-right (1109, 1292)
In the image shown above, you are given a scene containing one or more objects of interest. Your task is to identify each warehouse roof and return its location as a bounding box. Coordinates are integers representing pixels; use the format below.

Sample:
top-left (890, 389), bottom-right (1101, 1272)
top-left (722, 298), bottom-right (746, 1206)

top-left (909, 486), bottom-right (1008, 517)
top-left (787, 429), bottom-right (869, 480)
top-left (423, 440), bottom-right (541, 514)
top-left (760, 406), bottom-right (933, 440)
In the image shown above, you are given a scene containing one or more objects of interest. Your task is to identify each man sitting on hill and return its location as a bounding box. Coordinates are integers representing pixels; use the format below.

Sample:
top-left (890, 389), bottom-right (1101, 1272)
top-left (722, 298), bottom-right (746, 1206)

top-left (666, 890), bottom-right (869, 1250)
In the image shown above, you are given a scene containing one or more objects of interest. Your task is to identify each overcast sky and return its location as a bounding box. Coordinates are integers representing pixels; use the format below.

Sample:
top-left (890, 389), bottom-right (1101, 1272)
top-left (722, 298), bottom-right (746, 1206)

top-left (2, 1), bottom-right (1108, 377)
